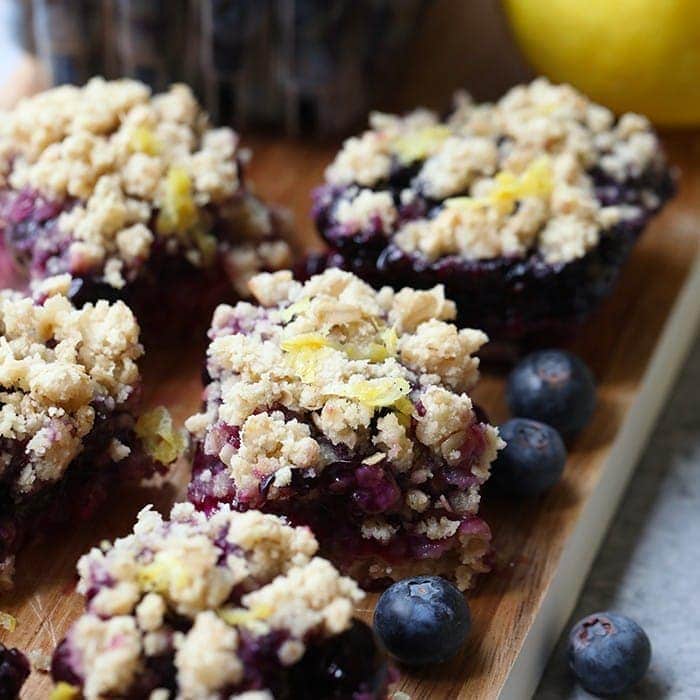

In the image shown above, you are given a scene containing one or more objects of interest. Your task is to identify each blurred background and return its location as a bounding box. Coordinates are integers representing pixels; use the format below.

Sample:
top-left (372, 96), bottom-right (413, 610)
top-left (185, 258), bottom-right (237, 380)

top-left (4, 0), bottom-right (698, 134)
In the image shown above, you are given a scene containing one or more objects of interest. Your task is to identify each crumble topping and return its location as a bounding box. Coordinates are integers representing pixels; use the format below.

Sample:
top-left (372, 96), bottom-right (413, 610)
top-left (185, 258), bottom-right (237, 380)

top-left (59, 503), bottom-right (363, 699)
top-left (0, 78), bottom-right (290, 288)
top-left (324, 78), bottom-right (666, 264)
top-left (0, 284), bottom-right (142, 496)
top-left (188, 269), bottom-right (491, 484)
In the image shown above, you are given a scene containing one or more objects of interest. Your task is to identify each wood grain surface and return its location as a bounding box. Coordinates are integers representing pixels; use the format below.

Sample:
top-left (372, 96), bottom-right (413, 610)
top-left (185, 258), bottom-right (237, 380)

top-left (1, 11), bottom-right (700, 695)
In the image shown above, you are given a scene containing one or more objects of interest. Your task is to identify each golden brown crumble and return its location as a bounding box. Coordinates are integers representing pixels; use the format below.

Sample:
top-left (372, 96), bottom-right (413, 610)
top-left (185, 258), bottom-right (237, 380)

top-left (0, 284), bottom-right (142, 495)
top-left (63, 503), bottom-right (363, 699)
top-left (325, 79), bottom-right (665, 264)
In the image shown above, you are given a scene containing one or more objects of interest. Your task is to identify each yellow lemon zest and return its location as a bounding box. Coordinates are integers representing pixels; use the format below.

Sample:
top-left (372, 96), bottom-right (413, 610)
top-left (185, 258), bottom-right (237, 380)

top-left (445, 156), bottom-right (553, 216)
top-left (138, 551), bottom-right (192, 594)
top-left (445, 196), bottom-right (480, 211)
top-left (380, 327), bottom-right (399, 356)
top-left (129, 126), bottom-right (161, 155)
top-left (336, 377), bottom-right (410, 409)
top-left (217, 604), bottom-right (273, 629)
top-left (489, 156), bottom-right (553, 214)
top-left (0, 611), bottom-right (16, 632)
top-left (281, 333), bottom-right (332, 353)
top-left (394, 125), bottom-right (452, 164)
top-left (282, 326), bottom-right (399, 365)
top-left (393, 396), bottom-right (414, 417)
top-left (50, 683), bottom-right (80, 700)
top-left (157, 166), bottom-right (198, 235)
top-left (343, 341), bottom-right (389, 362)
top-left (135, 406), bottom-right (186, 465)
top-left (281, 327), bottom-right (402, 388)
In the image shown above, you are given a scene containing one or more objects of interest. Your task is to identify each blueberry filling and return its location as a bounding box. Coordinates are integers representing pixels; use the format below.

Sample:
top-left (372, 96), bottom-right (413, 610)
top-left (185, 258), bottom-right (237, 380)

top-left (189, 407), bottom-right (493, 590)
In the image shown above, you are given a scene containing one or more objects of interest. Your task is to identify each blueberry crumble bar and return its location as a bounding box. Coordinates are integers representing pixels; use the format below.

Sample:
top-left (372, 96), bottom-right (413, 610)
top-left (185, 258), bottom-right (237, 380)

top-left (51, 503), bottom-right (393, 699)
top-left (311, 79), bottom-right (674, 343)
top-left (0, 78), bottom-right (291, 337)
top-left (0, 277), bottom-right (181, 589)
top-left (187, 268), bottom-right (503, 590)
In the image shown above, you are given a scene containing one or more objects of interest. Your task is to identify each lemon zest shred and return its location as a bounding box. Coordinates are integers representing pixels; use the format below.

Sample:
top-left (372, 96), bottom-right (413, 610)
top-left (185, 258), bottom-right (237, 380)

top-left (335, 377), bottom-right (410, 409)
top-left (137, 551), bottom-right (193, 595)
top-left (50, 683), bottom-right (80, 700)
top-left (156, 166), bottom-right (198, 235)
top-left (393, 125), bottom-right (452, 164)
top-left (0, 611), bottom-right (16, 632)
top-left (129, 126), bottom-right (161, 156)
top-left (380, 327), bottom-right (399, 356)
top-left (217, 604), bottom-right (273, 633)
top-left (445, 156), bottom-right (553, 216)
top-left (393, 396), bottom-right (414, 416)
top-left (281, 333), bottom-right (332, 353)
top-left (135, 407), bottom-right (186, 466)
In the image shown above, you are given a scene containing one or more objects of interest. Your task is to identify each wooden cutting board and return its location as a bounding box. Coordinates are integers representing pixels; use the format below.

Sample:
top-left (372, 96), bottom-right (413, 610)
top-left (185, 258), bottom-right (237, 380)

top-left (2, 59), bottom-right (700, 700)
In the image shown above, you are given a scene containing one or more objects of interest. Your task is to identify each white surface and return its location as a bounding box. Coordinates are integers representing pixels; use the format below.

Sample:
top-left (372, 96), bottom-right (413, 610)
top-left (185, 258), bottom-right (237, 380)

top-left (501, 253), bottom-right (700, 700)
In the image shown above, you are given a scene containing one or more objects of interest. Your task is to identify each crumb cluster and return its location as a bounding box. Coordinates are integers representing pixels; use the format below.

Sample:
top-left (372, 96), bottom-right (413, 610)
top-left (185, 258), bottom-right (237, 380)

top-left (0, 276), bottom-right (142, 497)
top-left (59, 503), bottom-right (363, 699)
top-left (324, 78), bottom-right (665, 264)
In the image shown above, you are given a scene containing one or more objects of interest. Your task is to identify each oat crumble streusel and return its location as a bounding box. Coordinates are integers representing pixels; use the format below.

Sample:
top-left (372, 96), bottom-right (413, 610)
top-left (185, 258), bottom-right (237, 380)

top-left (323, 78), bottom-right (664, 264)
top-left (187, 268), bottom-right (503, 591)
top-left (50, 503), bottom-right (392, 699)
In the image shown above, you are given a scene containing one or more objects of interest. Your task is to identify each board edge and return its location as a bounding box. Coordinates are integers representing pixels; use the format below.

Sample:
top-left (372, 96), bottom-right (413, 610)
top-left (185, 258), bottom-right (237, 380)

top-left (499, 251), bottom-right (700, 700)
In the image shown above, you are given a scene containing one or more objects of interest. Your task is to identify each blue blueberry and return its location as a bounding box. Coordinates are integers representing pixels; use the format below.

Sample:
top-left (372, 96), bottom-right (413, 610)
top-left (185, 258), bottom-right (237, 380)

top-left (492, 418), bottom-right (567, 496)
top-left (373, 576), bottom-right (471, 665)
top-left (0, 643), bottom-right (30, 700)
top-left (568, 612), bottom-right (651, 696)
top-left (507, 350), bottom-right (596, 437)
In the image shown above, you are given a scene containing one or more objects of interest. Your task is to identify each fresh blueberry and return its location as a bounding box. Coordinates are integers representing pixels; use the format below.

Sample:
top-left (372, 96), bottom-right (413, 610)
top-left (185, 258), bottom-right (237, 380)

top-left (568, 612), bottom-right (651, 696)
top-left (373, 576), bottom-right (471, 665)
top-left (0, 643), bottom-right (30, 700)
top-left (491, 418), bottom-right (567, 496)
top-left (507, 350), bottom-right (596, 437)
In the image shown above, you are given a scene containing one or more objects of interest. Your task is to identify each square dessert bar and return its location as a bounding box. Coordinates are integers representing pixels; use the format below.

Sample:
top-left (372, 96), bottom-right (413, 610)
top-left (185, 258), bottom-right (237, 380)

top-left (0, 277), bottom-right (181, 589)
top-left (187, 269), bottom-right (503, 591)
top-left (311, 79), bottom-right (674, 343)
top-left (0, 78), bottom-right (291, 336)
top-left (51, 503), bottom-right (392, 699)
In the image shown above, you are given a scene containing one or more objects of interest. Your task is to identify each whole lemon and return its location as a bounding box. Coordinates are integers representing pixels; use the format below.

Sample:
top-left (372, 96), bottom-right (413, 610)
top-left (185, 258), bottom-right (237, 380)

top-left (503, 0), bottom-right (700, 125)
